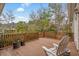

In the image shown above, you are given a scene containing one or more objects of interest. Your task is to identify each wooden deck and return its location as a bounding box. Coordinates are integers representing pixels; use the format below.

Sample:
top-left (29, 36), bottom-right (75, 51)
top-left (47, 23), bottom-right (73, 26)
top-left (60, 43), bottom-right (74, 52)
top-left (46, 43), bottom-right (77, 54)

top-left (0, 38), bottom-right (78, 56)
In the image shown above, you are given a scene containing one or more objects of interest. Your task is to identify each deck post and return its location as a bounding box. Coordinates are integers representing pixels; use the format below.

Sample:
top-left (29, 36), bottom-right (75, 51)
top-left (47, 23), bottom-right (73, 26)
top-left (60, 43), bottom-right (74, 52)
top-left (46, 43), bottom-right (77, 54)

top-left (73, 4), bottom-right (79, 50)
top-left (73, 13), bottom-right (79, 50)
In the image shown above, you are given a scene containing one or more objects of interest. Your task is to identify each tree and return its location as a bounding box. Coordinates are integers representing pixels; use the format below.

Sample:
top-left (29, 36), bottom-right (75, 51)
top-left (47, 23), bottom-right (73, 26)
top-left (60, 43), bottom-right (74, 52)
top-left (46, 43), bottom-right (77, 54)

top-left (5, 10), bottom-right (15, 24)
top-left (2, 10), bottom-right (15, 30)
top-left (29, 8), bottom-right (51, 32)
top-left (16, 21), bottom-right (27, 33)
top-left (27, 24), bottom-right (38, 33)
top-left (49, 3), bottom-right (66, 32)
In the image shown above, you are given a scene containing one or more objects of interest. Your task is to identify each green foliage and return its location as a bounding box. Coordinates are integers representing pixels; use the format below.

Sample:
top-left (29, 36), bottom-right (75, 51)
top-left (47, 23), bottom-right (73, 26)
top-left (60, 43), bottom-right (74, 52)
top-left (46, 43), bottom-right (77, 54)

top-left (49, 25), bottom-right (56, 32)
top-left (15, 4), bottom-right (67, 33)
top-left (27, 24), bottom-right (38, 33)
top-left (16, 21), bottom-right (28, 33)
top-left (0, 39), bottom-right (4, 48)
top-left (29, 8), bottom-right (51, 32)
top-left (36, 19), bottom-right (49, 32)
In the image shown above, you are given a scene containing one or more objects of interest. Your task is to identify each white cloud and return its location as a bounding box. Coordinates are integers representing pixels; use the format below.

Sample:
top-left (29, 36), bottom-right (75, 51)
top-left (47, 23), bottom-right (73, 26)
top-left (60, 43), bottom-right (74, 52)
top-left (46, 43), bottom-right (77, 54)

top-left (16, 7), bottom-right (24, 12)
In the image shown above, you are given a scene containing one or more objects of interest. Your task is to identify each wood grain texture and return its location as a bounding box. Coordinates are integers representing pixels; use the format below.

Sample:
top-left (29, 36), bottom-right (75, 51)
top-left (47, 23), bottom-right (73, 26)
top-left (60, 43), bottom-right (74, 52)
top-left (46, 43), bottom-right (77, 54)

top-left (0, 38), bottom-right (78, 56)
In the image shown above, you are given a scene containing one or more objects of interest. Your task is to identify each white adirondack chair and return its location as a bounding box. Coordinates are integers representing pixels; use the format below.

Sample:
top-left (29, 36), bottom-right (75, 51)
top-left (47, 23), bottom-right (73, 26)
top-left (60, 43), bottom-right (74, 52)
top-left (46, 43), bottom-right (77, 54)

top-left (42, 35), bottom-right (70, 56)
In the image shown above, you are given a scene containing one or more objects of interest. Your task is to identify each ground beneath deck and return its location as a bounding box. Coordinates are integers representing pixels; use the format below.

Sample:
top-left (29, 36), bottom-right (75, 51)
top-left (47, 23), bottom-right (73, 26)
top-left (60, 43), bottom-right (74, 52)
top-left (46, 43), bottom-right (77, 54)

top-left (0, 38), bottom-right (78, 56)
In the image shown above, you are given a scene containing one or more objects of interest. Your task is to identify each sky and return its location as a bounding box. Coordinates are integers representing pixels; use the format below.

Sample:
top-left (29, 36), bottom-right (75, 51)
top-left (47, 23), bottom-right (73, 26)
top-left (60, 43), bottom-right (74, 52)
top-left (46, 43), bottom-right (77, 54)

top-left (2, 3), bottom-right (67, 23)
top-left (2, 3), bottom-right (48, 23)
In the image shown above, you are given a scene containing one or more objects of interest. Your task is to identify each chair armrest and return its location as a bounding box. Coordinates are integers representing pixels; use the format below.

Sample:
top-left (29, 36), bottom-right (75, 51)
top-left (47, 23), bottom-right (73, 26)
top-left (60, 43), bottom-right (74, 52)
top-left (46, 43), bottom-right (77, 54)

top-left (42, 46), bottom-right (56, 56)
top-left (53, 43), bottom-right (58, 48)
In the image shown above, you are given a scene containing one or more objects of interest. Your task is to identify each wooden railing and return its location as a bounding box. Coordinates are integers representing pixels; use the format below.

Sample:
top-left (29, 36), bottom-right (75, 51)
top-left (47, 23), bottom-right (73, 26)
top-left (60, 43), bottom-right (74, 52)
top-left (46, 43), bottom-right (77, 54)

top-left (0, 32), bottom-right (65, 47)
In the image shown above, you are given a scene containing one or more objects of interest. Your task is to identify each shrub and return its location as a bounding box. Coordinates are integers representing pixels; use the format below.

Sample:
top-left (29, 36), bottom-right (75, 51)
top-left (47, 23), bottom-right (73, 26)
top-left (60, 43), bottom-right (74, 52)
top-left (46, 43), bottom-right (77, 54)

top-left (0, 39), bottom-right (4, 48)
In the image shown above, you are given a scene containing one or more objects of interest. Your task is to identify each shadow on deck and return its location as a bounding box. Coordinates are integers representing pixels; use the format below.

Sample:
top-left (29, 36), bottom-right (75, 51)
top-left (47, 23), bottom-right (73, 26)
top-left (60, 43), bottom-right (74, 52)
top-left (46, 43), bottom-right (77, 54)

top-left (0, 38), bottom-right (78, 56)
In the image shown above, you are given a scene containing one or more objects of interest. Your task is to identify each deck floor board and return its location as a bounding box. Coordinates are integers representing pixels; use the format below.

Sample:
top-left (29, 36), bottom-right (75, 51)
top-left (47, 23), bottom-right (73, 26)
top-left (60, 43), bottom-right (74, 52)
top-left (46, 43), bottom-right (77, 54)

top-left (0, 38), bottom-right (78, 56)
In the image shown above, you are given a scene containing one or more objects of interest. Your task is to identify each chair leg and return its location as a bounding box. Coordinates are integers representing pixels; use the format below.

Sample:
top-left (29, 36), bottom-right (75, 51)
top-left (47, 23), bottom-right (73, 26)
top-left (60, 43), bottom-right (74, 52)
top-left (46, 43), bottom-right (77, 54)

top-left (63, 50), bottom-right (71, 56)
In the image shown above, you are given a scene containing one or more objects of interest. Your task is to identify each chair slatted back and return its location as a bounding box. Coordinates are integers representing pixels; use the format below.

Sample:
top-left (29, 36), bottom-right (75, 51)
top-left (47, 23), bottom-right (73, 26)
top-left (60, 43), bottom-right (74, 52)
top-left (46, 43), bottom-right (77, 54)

top-left (56, 35), bottom-right (69, 56)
